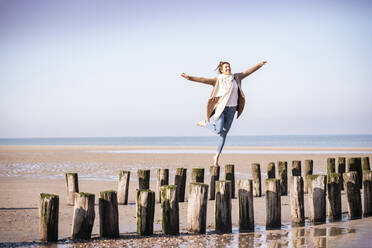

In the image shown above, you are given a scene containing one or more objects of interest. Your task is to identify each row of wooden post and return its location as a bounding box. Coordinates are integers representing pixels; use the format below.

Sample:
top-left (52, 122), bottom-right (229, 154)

top-left (40, 156), bottom-right (370, 242)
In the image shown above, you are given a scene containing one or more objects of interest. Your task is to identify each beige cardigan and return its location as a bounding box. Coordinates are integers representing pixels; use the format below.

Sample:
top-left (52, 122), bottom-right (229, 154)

top-left (189, 63), bottom-right (263, 121)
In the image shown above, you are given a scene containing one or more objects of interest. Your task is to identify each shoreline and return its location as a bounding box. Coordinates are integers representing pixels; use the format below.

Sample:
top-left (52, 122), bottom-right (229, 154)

top-left (2, 145), bottom-right (372, 149)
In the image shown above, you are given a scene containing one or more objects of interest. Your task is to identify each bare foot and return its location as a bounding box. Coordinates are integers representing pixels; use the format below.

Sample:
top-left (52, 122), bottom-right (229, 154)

top-left (196, 120), bottom-right (207, 127)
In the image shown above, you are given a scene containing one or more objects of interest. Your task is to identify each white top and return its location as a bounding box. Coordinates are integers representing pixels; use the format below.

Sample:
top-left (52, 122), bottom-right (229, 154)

top-left (226, 79), bottom-right (238, 107)
top-left (212, 74), bottom-right (238, 120)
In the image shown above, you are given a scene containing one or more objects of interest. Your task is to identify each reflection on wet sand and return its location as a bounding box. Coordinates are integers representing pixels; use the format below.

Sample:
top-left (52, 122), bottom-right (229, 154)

top-left (27, 224), bottom-right (358, 248)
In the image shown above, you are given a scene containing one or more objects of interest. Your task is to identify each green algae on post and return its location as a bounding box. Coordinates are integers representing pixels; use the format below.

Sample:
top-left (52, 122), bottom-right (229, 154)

top-left (160, 185), bottom-right (179, 235)
top-left (39, 193), bottom-right (59, 242)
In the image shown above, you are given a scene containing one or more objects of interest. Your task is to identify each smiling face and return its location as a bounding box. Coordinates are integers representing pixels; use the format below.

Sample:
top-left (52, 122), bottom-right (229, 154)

top-left (220, 63), bottom-right (231, 75)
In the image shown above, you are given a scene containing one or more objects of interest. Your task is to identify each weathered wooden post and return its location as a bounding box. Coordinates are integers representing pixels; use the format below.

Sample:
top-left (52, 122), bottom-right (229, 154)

top-left (191, 168), bottom-right (204, 183)
top-left (347, 157), bottom-right (362, 189)
top-left (71, 192), bottom-right (95, 239)
top-left (290, 176), bottom-right (304, 226)
top-left (266, 179), bottom-right (281, 229)
top-left (156, 169), bottom-right (169, 203)
top-left (363, 171), bottom-right (372, 217)
top-left (251, 163), bottom-right (262, 197)
top-left (307, 175), bottom-right (326, 223)
top-left (327, 173), bottom-right (342, 221)
top-left (39, 193), bottom-right (59, 242)
top-left (238, 179), bottom-right (254, 232)
top-left (304, 160), bottom-right (313, 194)
top-left (338, 157), bottom-right (345, 190)
top-left (187, 183), bottom-right (208, 234)
top-left (160, 185), bottom-right (179, 235)
top-left (327, 158), bottom-right (336, 175)
top-left (291, 160), bottom-right (301, 176)
top-left (362, 157), bottom-right (371, 171)
top-left (99, 191), bottom-right (119, 238)
top-left (267, 162), bottom-right (276, 179)
top-left (209, 166), bottom-right (220, 200)
top-left (279, 161), bottom-right (288, 195)
top-left (175, 168), bottom-right (187, 202)
top-left (215, 180), bottom-right (232, 233)
top-left (138, 169), bottom-right (150, 190)
top-left (65, 172), bottom-right (79, 206)
top-left (225, 164), bottom-right (235, 198)
top-left (117, 170), bottom-right (130, 205)
top-left (136, 189), bottom-right (155, 235)
top-left (343, 171), bottom-right (362, 219)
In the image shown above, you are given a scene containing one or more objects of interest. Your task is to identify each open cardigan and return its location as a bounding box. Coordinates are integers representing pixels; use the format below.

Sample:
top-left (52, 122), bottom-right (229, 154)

top-left (189, 63), bottom-right (263, 121)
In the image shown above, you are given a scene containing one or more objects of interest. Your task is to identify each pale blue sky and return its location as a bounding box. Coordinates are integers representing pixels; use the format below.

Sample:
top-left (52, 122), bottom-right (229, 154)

top-left (0, 0), bottom-right (371, 138)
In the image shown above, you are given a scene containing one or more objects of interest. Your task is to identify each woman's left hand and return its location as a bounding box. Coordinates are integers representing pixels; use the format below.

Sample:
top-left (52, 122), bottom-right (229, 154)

top-left (260, 61), bottom-right (267, 66)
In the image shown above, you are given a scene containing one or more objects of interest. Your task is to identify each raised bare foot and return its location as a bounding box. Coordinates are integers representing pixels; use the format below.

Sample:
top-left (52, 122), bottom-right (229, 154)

top-left (196, 120), bottom-right (207, 127)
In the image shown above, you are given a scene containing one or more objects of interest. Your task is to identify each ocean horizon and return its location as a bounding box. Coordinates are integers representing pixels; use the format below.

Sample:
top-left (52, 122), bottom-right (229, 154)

top-left (1, 134), bottom-right (372, 147)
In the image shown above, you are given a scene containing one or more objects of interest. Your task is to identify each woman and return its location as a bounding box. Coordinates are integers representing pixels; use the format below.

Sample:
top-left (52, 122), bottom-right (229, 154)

top-left (181, 60), bottom-right (267, 166)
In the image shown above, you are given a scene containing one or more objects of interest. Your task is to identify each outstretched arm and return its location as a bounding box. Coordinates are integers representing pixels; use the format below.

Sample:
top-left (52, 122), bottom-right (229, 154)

top-left (181, 73), bottom-right (216, 86)
top-left (240, 61), bottom-right (267, 80)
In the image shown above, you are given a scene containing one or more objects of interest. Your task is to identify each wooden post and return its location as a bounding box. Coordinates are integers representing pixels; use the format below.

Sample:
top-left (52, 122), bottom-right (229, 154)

top-left (65, 173), bottom-right (79, 206)
top-left (99, 191), bottom-right (119, 238)
top-left (343, 171), bottom-right (362, 219)
top-left (347, 157), bottom-right (362, 189)
top-left (209, 166), bottom-right (220, 200)
top-left (215, 180), bottom-right (232, 234)
top-left (327, 173), bottom-right (342, 221)
top-left (117, 170), bottom-right (130, 205)
top-left (291, 160), bottom-right (301, 176)
top-left (327, 158), bottom-right (336, 175)
top-left (187, 183), bottom-right (208, 234)
top-left (279, 161), bottom-right (288, 196)
top-left (238, 179), bottom-right (254, 232)
top-left (362, 157), bottom-right (371, 171)
top-left (225, 164), bottom-right (235, 198)
top-left (304, 160), bottom-right (313, 194)
top-left (251, 163), bottom-right (262, 197)
top-left (138, 169), bottom-right (150, 190)
top-left (289, 176), bottom-right (304, 226)
top-left (307, 175), bottom-right (327, 223)
top-left (267, 162), bottom-right (276, 179)
top-left (39, 193), bottom-right (59, 242)
top-left (156, 169), bottom-right (169, 203)
top-left (266, 179), bottom-right (281, 229)
top-left (175, 168), bottom-right (187, 202)
top-left (71, 192), bottom-right (95, 240)
top-left (136, 189), bottom-right (155, 235)
top-left (191, 168), bottom-right (204, 183)
top-left (160, 185), bottom-right (179, 235)
top-left (338, 157), bottom-right (345, 191)
top-left (363, 171), bottom-right (372, 217)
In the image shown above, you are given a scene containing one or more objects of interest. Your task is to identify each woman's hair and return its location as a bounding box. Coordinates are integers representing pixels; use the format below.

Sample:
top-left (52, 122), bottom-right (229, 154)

top-left (215, 61), bottom-right (230, 74)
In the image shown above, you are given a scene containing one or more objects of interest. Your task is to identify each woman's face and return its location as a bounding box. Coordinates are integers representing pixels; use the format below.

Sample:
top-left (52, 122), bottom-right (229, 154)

top-left (221, 63), bottom-right (231, 75)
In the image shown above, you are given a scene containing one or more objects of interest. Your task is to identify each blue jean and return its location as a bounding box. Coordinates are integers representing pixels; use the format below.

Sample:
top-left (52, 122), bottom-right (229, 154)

top-left (206, 106), bottom-right (236, 153)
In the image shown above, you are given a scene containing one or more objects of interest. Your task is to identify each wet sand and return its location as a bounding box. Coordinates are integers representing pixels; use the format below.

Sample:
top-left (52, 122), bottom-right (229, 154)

top-left (0, 145), bottom-right (371, 247)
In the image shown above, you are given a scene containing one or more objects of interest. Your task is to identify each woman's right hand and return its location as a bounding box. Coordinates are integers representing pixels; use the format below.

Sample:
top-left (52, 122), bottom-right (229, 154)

top-left (181, 73), bottom-right (190, 80)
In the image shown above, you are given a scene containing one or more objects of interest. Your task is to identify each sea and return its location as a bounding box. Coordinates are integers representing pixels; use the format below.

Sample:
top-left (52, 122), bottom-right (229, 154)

top-left (0, 134), bottom-right (371, 147)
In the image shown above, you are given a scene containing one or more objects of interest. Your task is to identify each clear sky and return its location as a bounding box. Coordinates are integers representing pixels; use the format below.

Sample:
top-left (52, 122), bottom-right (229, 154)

top-left (0, 0), bottom-right (371, 138)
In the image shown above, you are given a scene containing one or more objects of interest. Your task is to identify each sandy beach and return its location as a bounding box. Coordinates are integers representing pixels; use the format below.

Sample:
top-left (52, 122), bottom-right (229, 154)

top-left (0, 145), bottom-right (372, 247)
